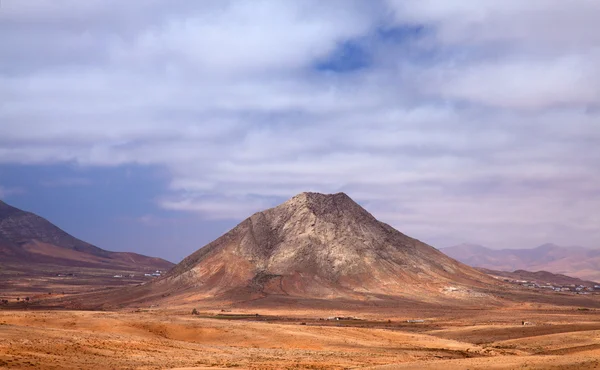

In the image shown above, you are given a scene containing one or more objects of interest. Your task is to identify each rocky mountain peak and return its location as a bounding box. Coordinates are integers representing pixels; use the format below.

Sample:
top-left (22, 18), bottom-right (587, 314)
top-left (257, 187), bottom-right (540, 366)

top-left (271, 191), bottom-right (376, 227)
top-left (161, 191), bottom-right (494, 302)
top-left (285, 191), bottom-right (352, 207)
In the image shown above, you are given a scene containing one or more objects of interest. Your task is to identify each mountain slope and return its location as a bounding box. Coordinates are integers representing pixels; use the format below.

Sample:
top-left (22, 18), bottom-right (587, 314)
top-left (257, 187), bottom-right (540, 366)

top-left (111, 192), bottom-right (501, 307)
top-left (442, 243), bottom-right (600, 282)
top-left (0, 200), bottom-right (110, 257)
top-left (0, 231), bottom-right (24, 260)
top-left (0, 200), bottom-right (173, 270)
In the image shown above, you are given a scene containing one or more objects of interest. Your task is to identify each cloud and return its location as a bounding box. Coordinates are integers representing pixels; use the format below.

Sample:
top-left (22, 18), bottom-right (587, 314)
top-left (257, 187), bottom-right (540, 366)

top-left (0, 185), bottom-right (25, 199)
top-left (421, 56), bottom-right (600, 109)
top-left (0, 0), bottom-right (599, 249)
top-left (385, 0), bottom-right (600, 51)
top-left (385, 0), bottom-right (600, 110)
top-left (160, 195), bottom-right (274, 220)
top-left (40, 177), bottom-right (92, 187)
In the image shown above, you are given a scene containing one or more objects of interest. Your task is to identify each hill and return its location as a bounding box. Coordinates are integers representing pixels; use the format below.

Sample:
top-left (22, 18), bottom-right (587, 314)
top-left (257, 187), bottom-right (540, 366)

top-left (95, 192), bottom-right (503, 309)
top-left (442, 243), bottom-right (600, 282)
top-left (0, 200), bottom-right (173, 271)
top-left (477, 268), bottom-right (598, 287)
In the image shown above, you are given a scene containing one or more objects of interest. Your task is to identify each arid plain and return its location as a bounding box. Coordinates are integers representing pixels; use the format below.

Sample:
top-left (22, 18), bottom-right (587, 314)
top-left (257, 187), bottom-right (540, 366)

top-left (3, 301), bottom-right (600, 369)
top-left (4, 273), bottom-right (600, 369)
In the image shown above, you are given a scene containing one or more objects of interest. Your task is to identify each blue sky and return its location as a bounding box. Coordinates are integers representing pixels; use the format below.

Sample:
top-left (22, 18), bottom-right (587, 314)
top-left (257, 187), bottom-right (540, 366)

top-left (1, 0), bottom-right (599, 262)
top-left (0, 163), bottom-right (235, 261)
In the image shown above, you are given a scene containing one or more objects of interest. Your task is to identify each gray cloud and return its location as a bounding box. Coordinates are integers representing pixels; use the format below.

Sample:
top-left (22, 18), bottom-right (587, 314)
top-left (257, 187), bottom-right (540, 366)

top-left (0, 0), bottom-right (599, 249)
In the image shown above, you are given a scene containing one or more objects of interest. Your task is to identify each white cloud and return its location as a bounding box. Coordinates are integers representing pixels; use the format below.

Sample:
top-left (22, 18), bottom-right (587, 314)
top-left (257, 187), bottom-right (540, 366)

top-left (386, 0), bottom-right (600, 50)
top-left (0, 0), bottom-right (599, 249)
top-left (160, 195), bottom-right (273, 220)
top-left (422, 56), bottom-right (600, 109)
top-left (109, 1), bottom-right (373, 76)
top-left (385, 0), bottom-right (600, 110)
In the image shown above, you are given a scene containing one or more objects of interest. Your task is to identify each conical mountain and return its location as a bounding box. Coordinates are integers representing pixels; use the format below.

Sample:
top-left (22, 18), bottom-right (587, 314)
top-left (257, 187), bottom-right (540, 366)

top-left (145, 192), bottom-right (496, 304)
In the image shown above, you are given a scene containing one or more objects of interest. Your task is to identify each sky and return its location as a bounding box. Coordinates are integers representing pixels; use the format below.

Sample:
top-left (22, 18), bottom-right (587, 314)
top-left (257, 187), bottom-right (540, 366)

top-left (1, 0), bottom-right (599, 262)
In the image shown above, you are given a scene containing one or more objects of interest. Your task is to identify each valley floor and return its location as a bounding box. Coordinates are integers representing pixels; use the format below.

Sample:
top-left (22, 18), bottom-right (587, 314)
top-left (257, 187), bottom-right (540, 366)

top-left (2, 307), bottom-right (600, 369)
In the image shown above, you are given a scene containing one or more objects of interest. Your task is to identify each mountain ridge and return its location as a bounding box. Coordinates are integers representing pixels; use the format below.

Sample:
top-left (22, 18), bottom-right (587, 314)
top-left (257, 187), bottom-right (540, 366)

top-left (477, 267), bottom-right (599, 286)
top-left (442, 243), bottom-right (600, 282)
top-left (0, 199), bottom-right (173, 270)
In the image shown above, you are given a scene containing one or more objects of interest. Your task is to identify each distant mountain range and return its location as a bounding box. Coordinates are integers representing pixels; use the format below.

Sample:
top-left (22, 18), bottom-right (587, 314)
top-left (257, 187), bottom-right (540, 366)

top-left (0, 200), bottom-right (173, 271)
top-left (441, 243), bottom-right (600, 282)
top-left (476, 268), bottom-right (599, 287)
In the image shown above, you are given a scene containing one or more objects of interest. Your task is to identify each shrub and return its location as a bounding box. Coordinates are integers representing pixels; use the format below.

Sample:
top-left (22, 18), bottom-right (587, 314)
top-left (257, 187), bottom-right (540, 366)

top-left (191, 308), bottom-right (199, 315)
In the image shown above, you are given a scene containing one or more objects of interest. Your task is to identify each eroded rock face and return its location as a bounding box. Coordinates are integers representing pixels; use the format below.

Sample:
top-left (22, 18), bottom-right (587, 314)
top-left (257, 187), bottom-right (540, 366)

top-left (163, 192), bottom-right (494, 300)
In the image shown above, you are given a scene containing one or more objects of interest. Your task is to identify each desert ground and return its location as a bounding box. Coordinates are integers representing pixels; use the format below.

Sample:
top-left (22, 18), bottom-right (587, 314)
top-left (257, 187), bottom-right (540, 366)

top-left (3, 302), bottom-right (600, 369)
top-left (4, 266), bottom-right (600, 369)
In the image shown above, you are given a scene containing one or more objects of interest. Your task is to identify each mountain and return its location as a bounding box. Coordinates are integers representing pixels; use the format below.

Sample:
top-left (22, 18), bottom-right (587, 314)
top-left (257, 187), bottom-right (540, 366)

top-left (106, 192), bottom-right (500, 308)
top-left (441, 243), bottom-right (600, 282)
top-left (477, 268), bottom-right (599, 287)
top-left (0, 200), bottom-right (173, 271)
top-left (0, 231), bottom-right (24, 259)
